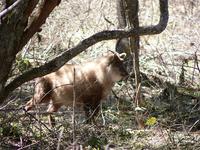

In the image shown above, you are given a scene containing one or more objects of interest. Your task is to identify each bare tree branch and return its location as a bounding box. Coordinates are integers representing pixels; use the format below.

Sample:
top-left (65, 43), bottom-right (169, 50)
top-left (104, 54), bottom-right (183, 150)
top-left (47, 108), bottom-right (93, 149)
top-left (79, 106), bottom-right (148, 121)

top-left (116, 0), bottom-right (168, 67)
top-left (0, 0), bottom-right (23, 19)
top-left (0, 0), bottom-right (168, 102)
top-left (23, 0), bottom-right (39, 19)
top-left (139, 0), bottom-right (169, 34)
top-left (18, 0), bottom-right (61, 53)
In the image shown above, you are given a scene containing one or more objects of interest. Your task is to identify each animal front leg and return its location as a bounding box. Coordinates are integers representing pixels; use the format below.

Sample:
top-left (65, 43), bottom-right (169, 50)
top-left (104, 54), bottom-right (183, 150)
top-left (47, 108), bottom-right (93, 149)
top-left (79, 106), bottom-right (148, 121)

top-left (47, 103), bottom-right (61, 127)
top-left (83, 103), bottom-right (91, 123)
top-left (90, 102), bottom-right (100, 124)
top-left (83, 102), bottom-right (100, 124)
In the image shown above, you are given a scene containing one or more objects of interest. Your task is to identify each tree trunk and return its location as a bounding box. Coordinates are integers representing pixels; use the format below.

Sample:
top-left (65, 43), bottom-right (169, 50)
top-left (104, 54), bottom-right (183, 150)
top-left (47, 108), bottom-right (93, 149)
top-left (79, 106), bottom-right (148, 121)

top-left (117, 0), bottom-right (143, 128)
top-left (0, 1), bottom-right (30, 102)
top-left (0, 0), bottom-right (61, 103)
top-left (115, 0), bottom-right (133, 73)
top-left (116, 0), bottom-right (141, 100)
top-left (125, 0), bottom-right (141, 99)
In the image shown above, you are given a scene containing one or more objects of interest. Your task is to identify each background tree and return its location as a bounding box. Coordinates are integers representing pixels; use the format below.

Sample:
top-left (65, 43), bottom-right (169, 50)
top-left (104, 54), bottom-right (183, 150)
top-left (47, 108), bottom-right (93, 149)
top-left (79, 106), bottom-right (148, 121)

top-left (115, 0), bottom-right (199, 131)
top-left (116, 0), bottom-right (168, 128)
top-left (0, 0), bottom-right (61, 102)
top-left (0, 0), bottom-right (168, 104)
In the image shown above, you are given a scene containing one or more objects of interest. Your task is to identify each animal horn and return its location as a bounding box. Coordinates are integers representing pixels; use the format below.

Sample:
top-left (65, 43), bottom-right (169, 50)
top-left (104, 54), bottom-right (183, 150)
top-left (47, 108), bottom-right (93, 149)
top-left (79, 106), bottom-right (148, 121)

top-left (119, 53), bottom-right (126, 60)
top-left (108, 50), bottom-right (116, 54)
top-left (108, 50), bottom-right (126, 60)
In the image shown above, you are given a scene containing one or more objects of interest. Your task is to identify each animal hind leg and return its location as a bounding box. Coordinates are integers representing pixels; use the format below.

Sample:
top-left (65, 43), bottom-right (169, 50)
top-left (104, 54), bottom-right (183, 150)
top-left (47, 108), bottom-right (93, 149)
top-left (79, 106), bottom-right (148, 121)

top-left (25, 92), bottom-right (51, 111)
top-left (25, 78), bottom-right (51, 111)
top-left (91, 102), bottom-right (100, 123)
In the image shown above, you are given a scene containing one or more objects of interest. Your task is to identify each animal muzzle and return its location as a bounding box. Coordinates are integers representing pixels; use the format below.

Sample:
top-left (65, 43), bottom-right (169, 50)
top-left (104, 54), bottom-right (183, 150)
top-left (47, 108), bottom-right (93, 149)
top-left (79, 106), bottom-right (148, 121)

top-left (121, 70), bottom-right (129, 81)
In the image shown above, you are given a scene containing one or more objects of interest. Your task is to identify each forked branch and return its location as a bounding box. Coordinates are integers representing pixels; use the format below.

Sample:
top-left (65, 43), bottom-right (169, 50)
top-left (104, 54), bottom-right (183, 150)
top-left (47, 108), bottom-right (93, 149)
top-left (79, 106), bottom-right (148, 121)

top-left (18, 0), bottom-right (61, 52)
top-left (0, 0), bottom-right (168, 102)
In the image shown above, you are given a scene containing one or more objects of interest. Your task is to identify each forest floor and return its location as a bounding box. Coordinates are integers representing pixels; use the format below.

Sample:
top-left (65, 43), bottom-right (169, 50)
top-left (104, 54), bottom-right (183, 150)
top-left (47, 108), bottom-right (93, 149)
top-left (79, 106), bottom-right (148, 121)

top-left (0, 78), bottom-right (199, 149)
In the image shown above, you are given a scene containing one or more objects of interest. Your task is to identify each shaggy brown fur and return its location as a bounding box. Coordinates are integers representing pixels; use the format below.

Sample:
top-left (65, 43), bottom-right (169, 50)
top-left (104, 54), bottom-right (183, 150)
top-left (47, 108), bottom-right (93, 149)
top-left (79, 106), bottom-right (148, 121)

top-left (25, 51), bottom-right (128, 124)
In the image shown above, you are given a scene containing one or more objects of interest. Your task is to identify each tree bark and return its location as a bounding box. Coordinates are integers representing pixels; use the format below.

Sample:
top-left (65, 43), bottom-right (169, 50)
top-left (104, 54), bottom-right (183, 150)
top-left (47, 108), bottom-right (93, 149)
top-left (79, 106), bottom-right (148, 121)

top-left (115, 0), bottom-right (168, 95)
top-left (0, 0), bottom-right (29, 97)
top-left (125, 0), bottom-right (141, 102)
top-left (125, 0), bottom-right (144, 129)
top-left (0, 0), bottom-right (61, 104)
top-left (115, 0), bottom-right (133, 72)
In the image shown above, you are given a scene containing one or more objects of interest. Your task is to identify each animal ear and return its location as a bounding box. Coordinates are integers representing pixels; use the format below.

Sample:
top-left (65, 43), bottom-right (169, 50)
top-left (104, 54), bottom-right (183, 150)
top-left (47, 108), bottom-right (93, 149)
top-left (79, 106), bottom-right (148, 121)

top-left (119, 53), bottom-right (126, 60)
top-left (107, 53), bottom-right (115, 66)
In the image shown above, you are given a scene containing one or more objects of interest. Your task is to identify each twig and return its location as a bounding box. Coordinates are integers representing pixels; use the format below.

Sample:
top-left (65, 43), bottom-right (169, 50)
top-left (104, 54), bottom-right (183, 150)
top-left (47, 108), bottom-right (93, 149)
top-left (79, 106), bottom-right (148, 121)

top-left (72, 68), bottom-right (76, 150)
top-left (125, 83), bottom-right (135, 101)
top-left (16, 110), bottom-right (84, 117)
top-left (100, 103), bottom-right (106, 125)
top-left (0, 0), bottom-right (23, 19)
top-left (22, 39), bottom-right (32, 58)
top-left (158, 124), bottom-right (171, 148)
top-left (111, 89), bottom-right (119, 99)
top-left (135, 83), bottom-right (141, 107)
top-left (23, 108), bottom-right (52, 132)
top-left (189, 120), bottom-right (199, 132)
top-left (56, 127), bottom-right (64, 150)
top-left (17, 141), bottom-right (39, 150)
top-left (103, 15), bottom-right (115, 26)
top-left (192, 55), bottom-right (196, 84)
top-left (195, 51), bottom-right (200, 73)
top-left (80, 103), bottom-right (101, 125)
top-left (0, 94), bottom-right (20, 110)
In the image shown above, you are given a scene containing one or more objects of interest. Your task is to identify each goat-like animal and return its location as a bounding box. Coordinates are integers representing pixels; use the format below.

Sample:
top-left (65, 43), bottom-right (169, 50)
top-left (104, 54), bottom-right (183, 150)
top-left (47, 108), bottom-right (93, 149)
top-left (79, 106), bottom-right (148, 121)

top-left (25, 51), bottom-right (128, 124)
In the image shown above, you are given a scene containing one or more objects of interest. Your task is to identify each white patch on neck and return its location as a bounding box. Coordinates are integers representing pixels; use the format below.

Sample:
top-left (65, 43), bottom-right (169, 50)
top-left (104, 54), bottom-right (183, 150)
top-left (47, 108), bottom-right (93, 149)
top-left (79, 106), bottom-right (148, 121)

top-left (95, 66), bottom-right (105, 84)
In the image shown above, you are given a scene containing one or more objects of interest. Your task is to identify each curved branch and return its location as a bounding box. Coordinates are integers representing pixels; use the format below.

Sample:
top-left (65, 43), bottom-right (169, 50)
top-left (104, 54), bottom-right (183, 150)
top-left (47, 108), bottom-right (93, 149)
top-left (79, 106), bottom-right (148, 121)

top-left (1, 0), bottom-right (169, 101)
top-left (6, 29), bottom-right (137, 92)
top-left (139, 0), bottom-right (168, 35)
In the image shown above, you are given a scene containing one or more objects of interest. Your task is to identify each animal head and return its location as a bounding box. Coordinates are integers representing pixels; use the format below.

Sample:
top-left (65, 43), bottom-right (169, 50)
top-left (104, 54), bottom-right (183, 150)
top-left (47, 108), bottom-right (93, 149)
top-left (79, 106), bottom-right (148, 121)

top-left (106, 51), bottom-right (129, 82)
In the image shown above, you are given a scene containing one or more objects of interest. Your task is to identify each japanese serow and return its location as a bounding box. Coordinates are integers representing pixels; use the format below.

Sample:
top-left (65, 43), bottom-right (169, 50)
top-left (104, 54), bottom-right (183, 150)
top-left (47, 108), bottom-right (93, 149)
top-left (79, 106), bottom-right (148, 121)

top-left (25, 51), bottom-right (128, 124)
